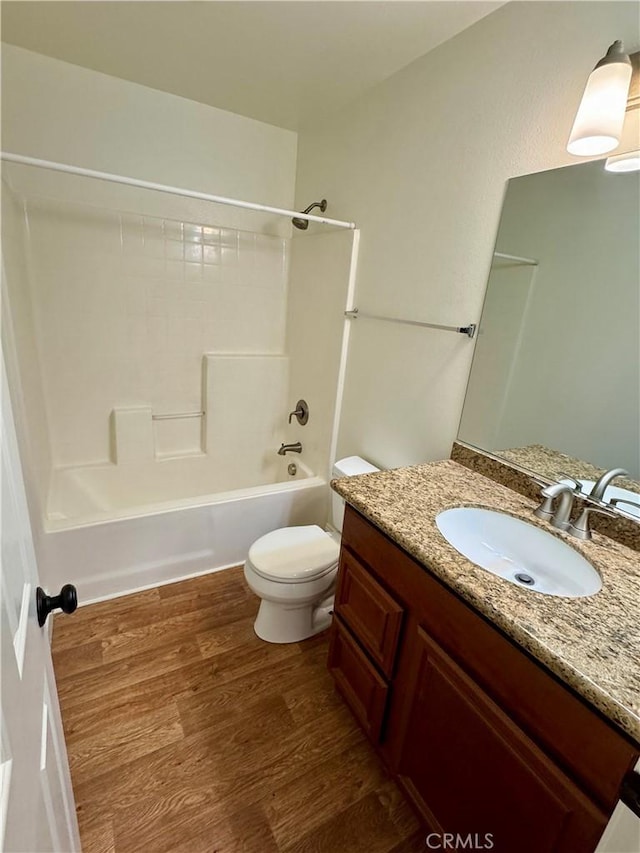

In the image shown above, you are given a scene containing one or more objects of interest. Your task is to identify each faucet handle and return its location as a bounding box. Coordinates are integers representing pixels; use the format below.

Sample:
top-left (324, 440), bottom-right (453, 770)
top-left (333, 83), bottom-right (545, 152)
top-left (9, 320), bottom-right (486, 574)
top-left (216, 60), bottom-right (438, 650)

top-left (530, 474), bottom-right (580, 494)
top-left (609, 497), bottom-right (640, 513)
top-left (557, 473), bottom-right (584, 492)
top-left (528, 475), bottom-right (548, 488)
top-left (531, 477), bottom-right (554, 520)
top-left (288, 400), bottom-right (309, 425)
top-left (528, 474), bottom-right (552, 496)
top-left (567, 504), bottom-right (617, 541)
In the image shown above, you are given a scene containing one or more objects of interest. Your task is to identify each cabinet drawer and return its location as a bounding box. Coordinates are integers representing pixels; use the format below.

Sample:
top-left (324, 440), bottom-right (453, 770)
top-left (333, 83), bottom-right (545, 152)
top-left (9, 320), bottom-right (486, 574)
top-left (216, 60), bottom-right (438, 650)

top-left (328, 617), bottom-right (389, 742)
top-left (335, 547), bottom-right (404, 677)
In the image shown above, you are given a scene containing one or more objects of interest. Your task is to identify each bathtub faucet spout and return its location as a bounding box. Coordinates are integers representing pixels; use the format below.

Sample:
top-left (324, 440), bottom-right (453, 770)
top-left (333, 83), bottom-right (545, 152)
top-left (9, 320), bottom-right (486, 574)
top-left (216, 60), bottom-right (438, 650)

top-left (278, 442), bottom-right (302, 456)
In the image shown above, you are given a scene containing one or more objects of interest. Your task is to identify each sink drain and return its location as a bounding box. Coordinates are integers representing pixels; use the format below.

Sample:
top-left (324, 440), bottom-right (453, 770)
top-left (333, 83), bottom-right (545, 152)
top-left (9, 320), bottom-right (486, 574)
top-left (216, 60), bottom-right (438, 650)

top-left (515, 572), bottom-right (535, 586)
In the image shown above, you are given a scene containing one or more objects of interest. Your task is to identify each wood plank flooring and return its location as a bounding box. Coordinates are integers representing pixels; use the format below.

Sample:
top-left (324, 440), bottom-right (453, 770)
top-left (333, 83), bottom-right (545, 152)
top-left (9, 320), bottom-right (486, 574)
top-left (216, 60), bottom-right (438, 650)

top-left (52, 567), bottom-right (423, 853)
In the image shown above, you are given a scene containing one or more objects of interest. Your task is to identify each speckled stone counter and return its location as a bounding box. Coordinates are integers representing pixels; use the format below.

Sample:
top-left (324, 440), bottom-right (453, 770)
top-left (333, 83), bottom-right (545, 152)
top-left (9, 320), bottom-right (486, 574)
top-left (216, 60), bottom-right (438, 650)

top-left (331, 460), bottom-right (640, 745)
top-left (452, 442), bottom-right (640, 552)
top-left (498, 444), bottom-right (640, 496)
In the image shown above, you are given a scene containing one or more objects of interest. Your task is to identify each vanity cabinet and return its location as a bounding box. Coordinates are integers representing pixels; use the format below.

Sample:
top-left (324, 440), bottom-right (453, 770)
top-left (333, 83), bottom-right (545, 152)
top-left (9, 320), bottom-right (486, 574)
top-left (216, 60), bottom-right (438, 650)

top-left (328, 506), bottom-right (639, 853)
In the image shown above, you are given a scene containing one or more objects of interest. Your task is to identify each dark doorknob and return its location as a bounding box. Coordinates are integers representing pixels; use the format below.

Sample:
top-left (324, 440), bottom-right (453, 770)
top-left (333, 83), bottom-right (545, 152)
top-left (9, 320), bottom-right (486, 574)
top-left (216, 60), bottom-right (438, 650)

top-left (36, 584), bottom-right (78, 627)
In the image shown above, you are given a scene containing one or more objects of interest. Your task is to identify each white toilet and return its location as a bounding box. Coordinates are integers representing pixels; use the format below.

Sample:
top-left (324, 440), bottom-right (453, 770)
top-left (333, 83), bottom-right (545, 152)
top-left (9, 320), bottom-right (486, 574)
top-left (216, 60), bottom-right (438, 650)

top-left (244, 456), bottom-right (380, 643)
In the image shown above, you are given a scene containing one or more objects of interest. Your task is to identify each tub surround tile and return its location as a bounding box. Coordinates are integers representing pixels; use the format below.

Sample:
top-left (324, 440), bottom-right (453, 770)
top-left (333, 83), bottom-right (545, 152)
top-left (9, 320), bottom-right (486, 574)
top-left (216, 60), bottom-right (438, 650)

top-left (24, 198), bottom-right (291, 467)
top-left (451, 441), bottom-right (640, 552)
top-left (331, 460), bottom-right (640, 744)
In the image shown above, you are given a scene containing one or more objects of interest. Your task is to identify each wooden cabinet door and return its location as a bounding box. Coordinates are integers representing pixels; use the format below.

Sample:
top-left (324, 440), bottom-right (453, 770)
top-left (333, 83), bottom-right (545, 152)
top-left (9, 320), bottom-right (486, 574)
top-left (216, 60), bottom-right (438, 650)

top-left (393, 626), bottom-right (607, 853)
top-left (328, 617), bottom-right (389, 742)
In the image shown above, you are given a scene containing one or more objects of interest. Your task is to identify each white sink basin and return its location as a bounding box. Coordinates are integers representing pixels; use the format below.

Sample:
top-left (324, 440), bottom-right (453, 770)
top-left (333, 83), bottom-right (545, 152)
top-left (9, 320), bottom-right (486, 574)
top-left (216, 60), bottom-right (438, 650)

top-left (436, 508), bottom-right (601, 598)
top-left (561, 479), bottom-right (640, 519)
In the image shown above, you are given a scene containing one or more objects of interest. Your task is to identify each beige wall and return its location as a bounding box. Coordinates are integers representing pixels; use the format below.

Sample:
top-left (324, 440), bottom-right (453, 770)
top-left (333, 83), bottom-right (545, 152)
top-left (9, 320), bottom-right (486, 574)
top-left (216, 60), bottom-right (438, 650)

top-left (294, 1), bottom-right (640, 470)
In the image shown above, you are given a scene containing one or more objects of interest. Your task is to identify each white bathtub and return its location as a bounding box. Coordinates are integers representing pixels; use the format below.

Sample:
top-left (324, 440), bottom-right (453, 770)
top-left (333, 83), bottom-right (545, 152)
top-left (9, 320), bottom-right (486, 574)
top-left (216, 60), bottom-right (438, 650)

top-left (39, 457), bottom-right (328, 604)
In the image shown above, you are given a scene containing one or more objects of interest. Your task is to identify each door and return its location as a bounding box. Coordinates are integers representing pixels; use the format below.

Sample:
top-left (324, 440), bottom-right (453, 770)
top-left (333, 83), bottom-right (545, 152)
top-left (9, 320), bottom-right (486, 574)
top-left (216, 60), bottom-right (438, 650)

top-left (1, 356), bottom-right (80, 852)
top-left (393, 625), bottom-right (606, 853)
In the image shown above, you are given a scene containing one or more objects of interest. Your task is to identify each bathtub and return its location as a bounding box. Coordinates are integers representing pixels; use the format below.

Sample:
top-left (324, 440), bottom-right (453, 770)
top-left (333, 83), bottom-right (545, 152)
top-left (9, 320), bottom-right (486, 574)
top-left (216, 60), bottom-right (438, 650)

top-left (39, 457), bottom-right (328, 604)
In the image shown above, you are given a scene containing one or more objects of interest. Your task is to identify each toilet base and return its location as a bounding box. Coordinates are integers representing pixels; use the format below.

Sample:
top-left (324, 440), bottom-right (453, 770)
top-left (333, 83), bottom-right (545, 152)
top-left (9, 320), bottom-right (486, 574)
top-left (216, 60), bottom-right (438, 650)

top-left (253, 597), bottom-right (334, 644)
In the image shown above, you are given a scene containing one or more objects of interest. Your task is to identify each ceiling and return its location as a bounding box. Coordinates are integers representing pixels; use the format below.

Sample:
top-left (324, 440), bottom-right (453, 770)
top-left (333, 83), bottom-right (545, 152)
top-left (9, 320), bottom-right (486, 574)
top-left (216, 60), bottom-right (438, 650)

top-left (1, 1), bottom-right (503, 131)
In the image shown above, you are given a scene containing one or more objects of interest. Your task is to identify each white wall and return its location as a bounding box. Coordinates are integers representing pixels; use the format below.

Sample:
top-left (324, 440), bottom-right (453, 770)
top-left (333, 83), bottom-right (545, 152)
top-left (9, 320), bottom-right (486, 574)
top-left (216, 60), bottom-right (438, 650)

top-left (1, 45), bottom-right (298, 500)
top-left (294, 1), bottom-right (640, 470)
top-left (286, 228), bottom-right (357, 480)
top-left (1, 44), bottom-right (297, 213)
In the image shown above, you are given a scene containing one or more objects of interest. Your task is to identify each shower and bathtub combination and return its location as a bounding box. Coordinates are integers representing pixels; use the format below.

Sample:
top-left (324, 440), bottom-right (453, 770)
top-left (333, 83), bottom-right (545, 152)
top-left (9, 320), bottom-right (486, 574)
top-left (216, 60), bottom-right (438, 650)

top-left (1, 152), bottom-right (360, 604)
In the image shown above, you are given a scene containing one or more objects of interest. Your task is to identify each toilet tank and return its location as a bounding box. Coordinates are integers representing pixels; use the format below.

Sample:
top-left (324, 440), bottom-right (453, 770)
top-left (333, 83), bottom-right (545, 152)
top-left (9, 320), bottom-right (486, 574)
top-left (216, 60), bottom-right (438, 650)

top-left (331, 455), bottom-right (380, 533)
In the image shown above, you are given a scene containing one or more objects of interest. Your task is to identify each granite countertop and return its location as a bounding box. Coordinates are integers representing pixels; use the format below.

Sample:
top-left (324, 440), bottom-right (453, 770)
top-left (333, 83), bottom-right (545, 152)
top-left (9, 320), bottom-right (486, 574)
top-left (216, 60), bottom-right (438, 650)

top-left (332, 459), bottom-right (640, 745)
top-left (498, 444), bottom-right (640, 497)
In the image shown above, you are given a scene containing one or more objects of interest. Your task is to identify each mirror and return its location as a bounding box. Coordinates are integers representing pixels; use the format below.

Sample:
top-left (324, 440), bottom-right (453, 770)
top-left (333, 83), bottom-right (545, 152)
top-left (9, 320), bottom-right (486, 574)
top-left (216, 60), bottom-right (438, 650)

top-left (458, 159), bottom-right (640, 519)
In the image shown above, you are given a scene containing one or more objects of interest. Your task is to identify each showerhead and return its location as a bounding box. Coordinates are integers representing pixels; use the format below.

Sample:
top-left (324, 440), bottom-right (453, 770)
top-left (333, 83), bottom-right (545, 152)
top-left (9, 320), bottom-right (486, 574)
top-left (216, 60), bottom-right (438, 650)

top-left (292, 199), bottom-right (327, 230)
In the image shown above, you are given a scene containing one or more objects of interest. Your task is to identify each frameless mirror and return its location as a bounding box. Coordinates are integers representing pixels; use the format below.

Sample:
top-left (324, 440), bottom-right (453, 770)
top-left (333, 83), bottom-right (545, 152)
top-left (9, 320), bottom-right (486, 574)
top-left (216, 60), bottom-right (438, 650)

top-left (458, 159), bottom-right (640, 519)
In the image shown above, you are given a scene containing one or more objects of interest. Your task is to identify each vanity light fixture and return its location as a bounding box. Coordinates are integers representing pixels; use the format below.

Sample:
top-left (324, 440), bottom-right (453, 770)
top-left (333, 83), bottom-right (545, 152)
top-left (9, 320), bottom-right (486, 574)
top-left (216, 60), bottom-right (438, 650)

top-left (605, 50), bottom-right (640, 172)
top-left (604, 149), bottom-right (640, 172)
top-left (567, 41), bottom-right (633, 156)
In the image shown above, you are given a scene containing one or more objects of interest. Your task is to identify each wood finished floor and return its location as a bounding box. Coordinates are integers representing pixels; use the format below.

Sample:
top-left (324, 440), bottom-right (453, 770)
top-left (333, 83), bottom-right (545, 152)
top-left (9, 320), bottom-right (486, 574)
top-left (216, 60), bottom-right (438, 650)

top-left (52, 567), bottom-right (423, 853)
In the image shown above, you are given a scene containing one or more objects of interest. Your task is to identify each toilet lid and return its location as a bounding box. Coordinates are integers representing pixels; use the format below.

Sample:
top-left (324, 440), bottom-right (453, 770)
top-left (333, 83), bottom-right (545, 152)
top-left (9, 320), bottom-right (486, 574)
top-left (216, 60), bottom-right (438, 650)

top-left (248, 525), bottom-right (340, 582)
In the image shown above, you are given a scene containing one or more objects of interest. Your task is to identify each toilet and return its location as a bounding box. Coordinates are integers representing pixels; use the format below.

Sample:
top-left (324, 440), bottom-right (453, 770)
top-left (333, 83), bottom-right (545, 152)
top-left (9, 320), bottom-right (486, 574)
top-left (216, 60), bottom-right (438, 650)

top-left (244, 456), bottom-right (380, 643)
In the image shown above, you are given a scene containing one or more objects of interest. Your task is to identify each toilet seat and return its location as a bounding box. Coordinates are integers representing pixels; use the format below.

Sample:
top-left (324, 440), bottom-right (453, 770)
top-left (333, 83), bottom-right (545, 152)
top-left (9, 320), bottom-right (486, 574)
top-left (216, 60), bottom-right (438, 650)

top-left (247, 525), bottom-right (339, 583)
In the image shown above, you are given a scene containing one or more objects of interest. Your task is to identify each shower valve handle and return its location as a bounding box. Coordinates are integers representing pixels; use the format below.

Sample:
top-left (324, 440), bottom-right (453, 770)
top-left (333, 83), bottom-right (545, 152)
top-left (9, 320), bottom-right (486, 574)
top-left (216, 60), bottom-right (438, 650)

top-left (36, 584), bottom-right (78, 627)
top-left (288, 399), bottom-right (309, 425)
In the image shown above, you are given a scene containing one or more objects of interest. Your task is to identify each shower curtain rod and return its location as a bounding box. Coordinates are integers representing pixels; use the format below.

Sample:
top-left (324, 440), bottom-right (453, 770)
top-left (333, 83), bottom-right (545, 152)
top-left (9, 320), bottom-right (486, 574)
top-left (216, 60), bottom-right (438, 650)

top-left (0, 152), bottom-right (357, 230)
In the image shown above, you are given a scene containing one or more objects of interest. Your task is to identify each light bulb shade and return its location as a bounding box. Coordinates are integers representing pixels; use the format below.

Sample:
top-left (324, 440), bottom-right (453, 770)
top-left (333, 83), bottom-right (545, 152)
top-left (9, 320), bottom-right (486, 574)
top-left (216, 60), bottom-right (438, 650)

top-left (605, 150), bottom-right (640, 172)
top-left (567, 42), bottom-right (632, 157)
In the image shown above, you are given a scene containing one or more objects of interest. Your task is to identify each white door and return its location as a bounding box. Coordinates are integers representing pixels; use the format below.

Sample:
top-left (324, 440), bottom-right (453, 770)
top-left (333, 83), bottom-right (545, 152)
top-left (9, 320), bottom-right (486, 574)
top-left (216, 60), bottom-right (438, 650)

top-left (1, 356), bottom-right (80, 852)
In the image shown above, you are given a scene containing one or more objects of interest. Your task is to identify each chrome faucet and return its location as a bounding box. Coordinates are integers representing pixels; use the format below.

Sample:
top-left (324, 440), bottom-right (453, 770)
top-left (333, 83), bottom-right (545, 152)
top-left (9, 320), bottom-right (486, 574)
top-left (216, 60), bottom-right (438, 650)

top-left (534, 479), bottom-right (581, 530)
top-left (278, 442), bottom-right (302, 456)
top-left (589, 468), bottom-right (629, 501)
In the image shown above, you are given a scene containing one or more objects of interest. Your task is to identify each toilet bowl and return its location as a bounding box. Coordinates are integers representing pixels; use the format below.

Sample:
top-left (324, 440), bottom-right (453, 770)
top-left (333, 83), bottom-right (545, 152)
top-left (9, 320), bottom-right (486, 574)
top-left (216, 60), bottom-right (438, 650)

top-left (244, 456), bottom-right (380, 643)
